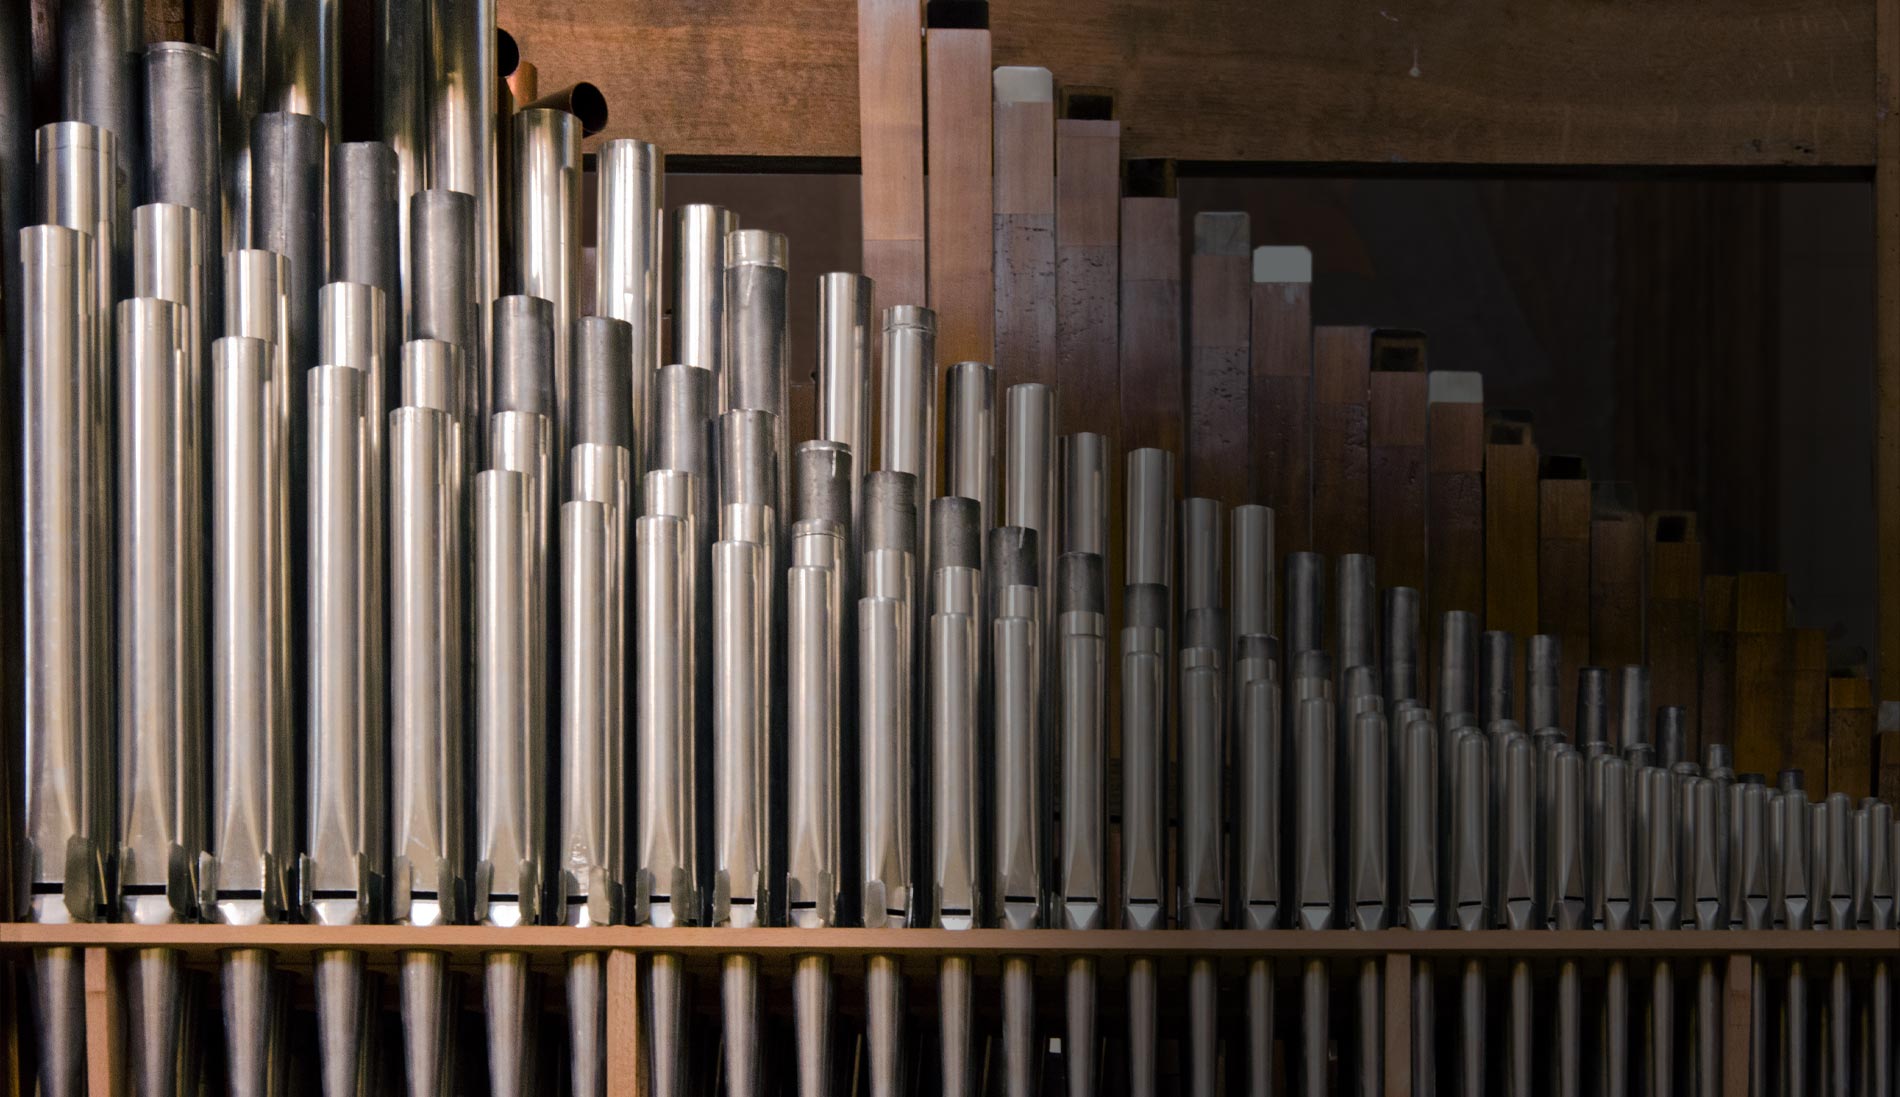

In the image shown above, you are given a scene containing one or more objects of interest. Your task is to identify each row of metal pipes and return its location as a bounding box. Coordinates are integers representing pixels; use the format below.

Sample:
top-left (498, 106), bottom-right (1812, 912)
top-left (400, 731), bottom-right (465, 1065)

top-left (10, 7), bottom-right (1900, 1097)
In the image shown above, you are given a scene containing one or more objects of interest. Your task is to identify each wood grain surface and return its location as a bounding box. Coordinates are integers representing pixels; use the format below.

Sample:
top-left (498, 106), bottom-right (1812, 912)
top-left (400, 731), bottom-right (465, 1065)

top-left (925, 27), bottom-right (994, 366)
top-left (1186, 212), bottom-right (1251, 508)
top-left (1646, 513), bottom-right (1703, 757)
top-left (1425, 376), bottom-right (1483, 702)
top-left (1829, 675), bottom-right (1874, 800)
top-left (1537, 456), bottom-right (1591, 729)
top-left (1731, 572), bottom-right (1790, 776)
top-left (1119, 197), bottom-right (1183, 472)
top-left (1311, 326), bottom-right (1370, 559)
top-left (1369, 331), bottom-right (1427, 595)
top-left (993, 69), bottom-right (1056, 392)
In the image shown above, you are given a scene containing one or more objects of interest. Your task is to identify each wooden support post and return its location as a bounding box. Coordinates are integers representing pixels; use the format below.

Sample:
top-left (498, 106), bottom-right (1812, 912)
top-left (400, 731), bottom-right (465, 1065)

top-left (1828, 674), bottom-right (1875, 800)
top-left (1876, 0), bottom-right (1900, 734)
top-left (1788, 628), bottom-right (1828, 788)
top-left (1053, 98), bottom-right (1120, 442)
top-left (1723, 953), bottom-right (1752, 1097)
top-left (1426, 372), bottom-right (1484, 706)
top-left (1588, 482), bottom-right (1645, 675)
top-left (924, 0), bottom-right (993, 368)
top-left (857, 0), bottom-right (928, 312)
top-left (83, 949), bottom-right (120, 1097)
top-left (1118, 160), bottom-right (1181, 476)
top-left (1483, 410), bottom-right (1538, 701)
top-left (1701, 576), bottom-right (1738, 756)
top-left (1646, 512), bottom-right (1702, 758)
top-left (605, 949), bottom-right (645, 1097)
top-left (992, 65), bottom-right (1055, 393)
top-left (1369, 330), bottom-right (1428, 596)
top-left (1383, 952), bottom-right (1412, 1097)
top-left (1537, 454), bottom-right (1590, 729)
top-left (1312, 325), bottom-right (1370, 560)
top-left (1732, 573), bottom-right (1790, 777)
top-left (1252, 246), bottom-right (1314, 632)
top-left (1186, 211), bottom-right (1251, 508)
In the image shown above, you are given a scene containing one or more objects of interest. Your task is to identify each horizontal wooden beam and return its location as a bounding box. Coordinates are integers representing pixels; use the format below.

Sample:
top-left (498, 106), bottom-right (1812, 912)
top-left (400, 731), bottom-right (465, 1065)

top-left (499, 0), bottom-right (1873, 166)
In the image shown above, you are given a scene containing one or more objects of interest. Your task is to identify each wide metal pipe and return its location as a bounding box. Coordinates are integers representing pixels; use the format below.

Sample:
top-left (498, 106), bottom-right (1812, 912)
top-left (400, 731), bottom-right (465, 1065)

top-left (474, 468), bottom-right (545, 927)
top-left (425, 0), bottom-right (498, 358)
top-left (512, 108), bottom-right (581, 464)
top-left (304, 363), bottom-right (377, 926)
top-left (990, 527), bottom-right (1042, 929)
top-left (410, 189), bottom-right (481, 448)
top-left (727, 231), bottom-right (791, 514)
top-left (596, 138), bottom-right (664, 459)
top-left (116, 296), bottom-right (201, 925)
top-left (713, 538), bottom-right (770, 926)
top-left (144, 42), bottom-right (221, 343)
top-left (636, 513), bottom-right (698, 926)
top-left (788, 553), bottom-right (842, 926)
top-left (1058, 552), bottom-right (1107, 930)
top-left (1121, 582), bottom-right (1169, 930)
top-left (674, 204), bottom-right (737, 390)
top-left (209, 335), bottom-right (293, 926)
top-left (37, 121), bottom-right (120, 356)
top-left (373, 0), bottom-right (424, 310)
top-left (560, 501), bottom-right (618, 927)
top-left (60, 0), bottom-right (142, 218)
top-left (930, 500), bottom-right (982, 930)
top-left (389, 406), bottom-right (463, 927)
top-left (250, 111), bottom-right (327, 376)
top-left (944, 360), bottom-right (996, 546)
top-left (331, 142), bottom-right (401, 398)
top-left (862, 591), bottom-right (914, 929)
top-left (818, 272), bottom-right (874, 519)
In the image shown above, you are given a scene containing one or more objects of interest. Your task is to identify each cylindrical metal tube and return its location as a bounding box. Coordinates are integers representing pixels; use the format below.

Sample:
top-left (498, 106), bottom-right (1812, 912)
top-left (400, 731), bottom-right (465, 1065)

top-left (304, 363), bottom-right (375, 926)
top-left (216, 0), bottom-right (262, 252)
top-left (116, 297), bottom-right (199, 925)
top-left (492, 293), bottom-right (556, 420)
top-left (726, 230), bottom-right (791, 503)
top-left (990, 526), bottom-right (1042, 930)
top-left (931, 587), bottom-right (981, 931)
top-left (144, 42), bottom-right (221, 344)
top-left (818, 272), bottom-right (874, 518)
top-left (573, 316), bottom-right (634, 452)
top-left (261, 0), bottom-right (338, 139)
top-left (560, 501), bottom-right (617, 926)
top-left (331, 142), bottom-right (400, 393)
top-left (1480, 631), bottom-right (1514, 727)
top-left (1577, 666), bottom-right (1611, 746)
top-left (1230, 504), bottom-right (1273, 641)
top-left (1383, 586), bottom-right (1420, 706)
top-left (410, 189), bottom-right (481, 445)
top-left (637, 514), bottom-right (697, 926)
top-left (1294, 697), bottom-right (1338, 930)
top-left (944, 360), bottom-right (996, 544)
top-left (1237, 635), bottom-right (1283, 931)
top-left (389, 406), bottom-right (463, 927)
top-left (1336, 553), bottom-right (1377, 673)
top-left (473, 469), bottom-right (544, 927)
top-left (1003, 956), bottom-right (1037, 1097)
top-left (1058, 553), bottom-right (1107, 931)
top-left (60, 0), bottom-right (142, 218)
top-left (1285, 552), bottom-right (1325, 657)
top-left (596, 138), bottom-right (663, 461)
top-left (1350, 710), bottom-right (1390, 930)
top-left (373, 0), bottom-right (424, 314)
top-left (865, 954), bottom-right (905, 1097)
top-left (1399, 712), bottom-right (1439, 930)
top-left (1121, 583), bottom-right (1169, 930)
top-left (1180, 643), bottom-right (1224, 931)
top-left (788, 559), bottom-right (842, 927)
top-left (1125, 448), bottom-right (1174, 588)
top-left (861, 593), bottom-right (913, 928)
top-left (712, 539), bottom-right (770, 926)
top-left (425, 0), bottom-right (498, 369)
top-left (1527, 634), bottom-right (1561, 732)
top-left (1062, 433), bottom-right (1111, 561)
top-left (210, 335), bottom-right (292, 926)
top-left (674, 204), bottom-right (737, 388)
top-left (511, 108), bottom-right (581, 463)
top-left (250, 111), bottom-right (327, 376)
top-left (651, 363), bottom-right (713, 478)
top-left (1438, 610), bottom-right (1478, 719)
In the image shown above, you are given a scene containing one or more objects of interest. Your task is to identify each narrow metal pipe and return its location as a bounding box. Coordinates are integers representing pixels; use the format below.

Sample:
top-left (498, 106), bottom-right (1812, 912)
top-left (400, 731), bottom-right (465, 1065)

top-left (792, 954), bottom-right (833, 1097)
top-left (865, 954), bottom-right (905, 1097)
top-left (331, 142), bottom-right (401, 400)
top-left (33, 948), bottom-right (88, 1097)
top-left (991, 526), bottom-right (1043, 929)
top-left (636, 513), bottom-right (698, 926)
top-left (1062, 433), bottom-right (1111, 559)
top-left (1527, 634), bottom-right (1561, 732)
top-left (945, 359), bottom-right (996, 545)
top-left (1296, 695), bottom-right (1338, 1095)
top-left (1058, 552), bottom-right (1108, 930)
top-left (940, 954), bottom-right (974, 1097)
top-left (1336, 553), bottom-right (1377, 672)
top-left (1125, 448), bottom-right (1174, 588)
top-left (474, 468), bottom-right (545, 928)
top-left (511, 108), bottom-right (581, 469)
top-left (1004, 955), bottom-right (1038, 1097)
top-left (1480, 630), bottom-right (1514, 727)
top-left (862, 590), bottom-right (915, 928)
top-left (1285, 552), bottom-right (1326, 657)
top-left (250, 111), bottom-right (327, 376)
top-left (1437, 609), bottom-right (1478, 719)
top-left (1451, 729), bottom-right (1489, 1097)
top-left (1129, 957), bottom-right (1159, 1097)
top-left (425, 0), bottom-right (498, 367)
top-left (1382, 586), bottom-right (1420, 706)
top-left (1577, 666), bottom-right (1611, 746)
top-left (721, 953), bottom-right (763, 1097)
top-left (930, 499), bottom-right (982, 929)
top-left (560, 501), bottom-right (618, 926)
top-left (410, 189), bottom-right (482, 450)
top-left (1618, 665), bottom-right (1651, 751)
top-left (1121, 582), bottom-right (1169, 930)
top-left (144, 42), bottom-right (221, 345)
top-left (1180, 640), bottom-right (1224, 928)
top-left (713, 539), bottom-right (770, 925)
top-left (726, 228), bottom-right (790, 487)
top-left (818, 272), bottom-right (874, 517)
top-left (483, 950), bottom-right (535, 1097)
top-left (674, 203), bottom-right (738, 392)
top-left (596, 138), bottom-right (664, 464)
top-left (60, 0), bottom-right (143, 217)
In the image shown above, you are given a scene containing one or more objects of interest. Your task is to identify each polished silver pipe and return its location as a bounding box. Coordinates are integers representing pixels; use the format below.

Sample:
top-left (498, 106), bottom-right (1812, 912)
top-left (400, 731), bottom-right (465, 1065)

top-left (1351, 707), bottom-right (1389, 1097)
top-left (1527, 634), bottom-right (1560, 732)
top-left (1182, 498), bottom-right (1225, 643)
top-left (210, 335), bottom-right (293, 927)
top-left (636, 512), bottom-right (698, 926)
top-left (1549, 747), bottom-right (1585, 1097)
top-left (1006, 379), bottom-right (1060, 652)
top-left (1480, 630), bottom-right (1513, 727)
top-left (1577, 666), bottom-right (1611, 746)
top-left (944, 359), bottom-right (996, 545)
top-left (939, 952), bottom-right (975, 1097)
top-left (144, 42), bottom-right (221, 344)
top-left (1597, 754), bottom-right (1635, 1097)
top-left (59, 0), bottom-right (141, 218)
top-left (990, 527), bottom-right (1043, 929)
top-left (1121, 582), bottom-right (1169, 929)
top-left (116, 296), bottom-right (201, 925)
top-left (332, 143), bottom-right (401, 398)
top-left (483, 949), bottom-right (535, 1097)
top-left (410, 189), bottom-right (481, 451)
top-left (882, 304), bottom-right (937, 557)
top-left (1129, 956), bottom-right (1159, 1097)
top-left (1058, 552), bottom-right (1107, 930)
top-left (645, 952), bottom-right (691, 1097)
top-left (261, 0), bottom-right (338, 141)
top-left (791, 953), bottom-right (833, 1097)
top-left (474, 468), bottom-right (545, 927)
top-left (37, 122), bottom-right (119, 382)
top-left (1450, 729), bottom-right (1489, 1097)
top-left (789, 527), bottom-right (847, 928)
top-left (424, 0), bottom-right (498, 365)
top-left (216, 0), bottom-right (262, 251)
top-left (1062, 432), bottom-right (1111, 560)
top-left (512, 108), bottom-right (581, 466)
top-left (560, 501), bottom-right (618, 926)
top-left (866, 954), bottom-right (906, 1097)
top-left (373, 0), bottom-right (424, 310)
top-left (1180, 640), bottom-right (1224, 929)
top-left (1236, 630), bottom-right (1282, 1096)
top-left (388, 401), bottom-right (463, 1097)
top-left (1438, 609), bottom-right (1478, 719)
top-left (33, 947), bottom-right (88, 1097)
top-left (124, 947), bottom-right (185, 1097)
top-left (1003, 956), bottom-right (1038, 1097)
top-left (250, 111), bottom-right (327, 375)
top-left (726, 229), bottom-right (790, 505)
top-left (818, 271), bottom-right (874, 516)
top-left (930, 499), bottom-right (982, 929)
top-left (674, 203), bottom-right (737, 390)
top-left (1498, 736), bottom-right (1535, 1097)
top-left (862, 590), bottom-right (915, 928)
top-left (1296, 695), bottom-right (1338, 1096)
top-left (596, 138), bottom-right (664, 460)
top-left (713, 538), bottom-right (770, 926)
top-left (1125, 447), bottom-right (1174, 588)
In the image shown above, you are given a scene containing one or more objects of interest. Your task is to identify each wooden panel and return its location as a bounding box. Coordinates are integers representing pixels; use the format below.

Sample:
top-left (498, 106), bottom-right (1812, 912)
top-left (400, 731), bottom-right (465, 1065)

top-left (1186, 212), bottom-right (1250, 508)
top-left (857, 0), bottom-right (928, 313)
top-left (84, 949), bottom-right (121, 1097)
top-left (1789, 629), bottom-right (1829, 788)
top-left (1700, 577), bottom-right (1738, 755)
top-left (1881, 722), bottom-right (1900, 804)
top-left (1484, 414), bottom-right (1539, 697)
top-left (1119, 196), bottom-right (1183, 469)
top-left (506, 0), bottom-right (1875, 167)
top-left (1880, 0), bottom-right (1900, 726)
top-left (1827, 676), bottom-right (1874, 800)
top-left (925, 25), bottom-right (993, 366)
top-left (1589, 483), bottom-right (1645, 671)
top-left (1722, 953), bottom-right (1752, 1097)
top-left (993, 66), bottom-right (1056, 392)
top-left (1250, 248), bottom-right (1313, 557)
top-left (1537, 456), bottom-right (1591, 730)
top-left (1311, 326), bottom-right (1370, 559)
top-left (1426, 373), bottom-right (1484, 702)
top-left (1368, 332), bottom-right (1427, 595)
top-left (1731, 573), bottom-right (1789, 777)
top-left (606, 949), bottom-right (646, 1097)
top-left (1054, 117), bottom-right (1120, 436)
top-left (1383, 953), bottom-right (1411, 1097)
top-left (1646, 513), bottom-right (1702, 759)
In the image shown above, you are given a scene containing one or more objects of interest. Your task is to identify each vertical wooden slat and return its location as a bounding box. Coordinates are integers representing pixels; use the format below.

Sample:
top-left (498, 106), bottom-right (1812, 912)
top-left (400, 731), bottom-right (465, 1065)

top-left (1875, 0), bottom-right (1900, 733)
top-left (1788, 628), bottom-right (1829, 787)
top-left (1053, 106), bottom-right (1121, 441)
top-left (1119, 162), bottom-right (1182, 475)
top-left (1311, 325), bottom-right (1370, 560)
top-left (1589, 482), bottom-right (1646, 675)
top-left (1828, 675), bottom-right (1875, 800)
top-left (1646, 512), bottom-right (1702, 758)
top-left (924, 3), bottom-right (993, 367)
top-left (84, 949), bottom-right (121, 1097)
top-left (857, 0), bottom-right (928, 311)
top-left (1250, 247), bottom-right (1313, 549)
top-left (1426, 372), bottom-right (1485, 700)
top-left (606, 950), bottom-right (646, 1097)
top-left (1731, 572), bottom-right (1789, 776)
top-left (992, 65), bottom-right (1055, 393)
top-left (1368, 331), bottom-right (1427, 595)
top-left (1383, 952), bottom-right (1412, 1097)
top-left (1537, 455), bottom-right (1591, 729)
top-left (1483, 411), bottom-right (1539, 699)
top-left (1722, 953), bottom-right (1752, 1097)
top-left (1701, 576), bottom-right (1738, 755)
top-left (1186, 211), bottom-right (1251, 508)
